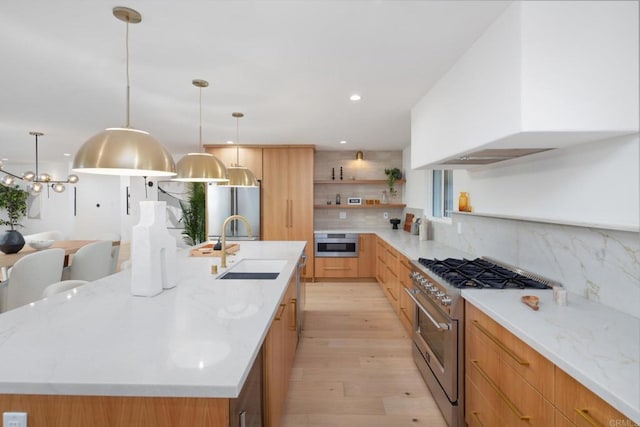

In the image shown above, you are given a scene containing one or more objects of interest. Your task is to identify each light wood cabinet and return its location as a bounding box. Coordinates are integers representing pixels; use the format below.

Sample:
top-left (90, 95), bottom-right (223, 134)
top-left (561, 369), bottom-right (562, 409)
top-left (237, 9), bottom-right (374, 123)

top-left (262, 147), bottom-right (314, 278)
top-left (555, 367), bottom-right (633, 427)
top-left (466, 302), bottom-right (555, 426)
top-left (466, 302), bottom-right (636, 426)
top-left (205, 146), bottom-right (263, 181)
top-left (315, 257), bottom-right (358, 278)
top-left (357, 234), bottom-right (376, 278)
top-left (397, 254), bottom-right (414, 334)
top-left (375, 237), bottom-right (399, 314)
top-left (264, 275), bottom-right (298, 427)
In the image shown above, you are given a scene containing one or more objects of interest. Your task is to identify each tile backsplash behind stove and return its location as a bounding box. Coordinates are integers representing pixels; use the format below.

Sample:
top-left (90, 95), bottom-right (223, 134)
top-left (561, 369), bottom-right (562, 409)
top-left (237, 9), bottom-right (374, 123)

top-left (314, 151), bottom-right (404, 230)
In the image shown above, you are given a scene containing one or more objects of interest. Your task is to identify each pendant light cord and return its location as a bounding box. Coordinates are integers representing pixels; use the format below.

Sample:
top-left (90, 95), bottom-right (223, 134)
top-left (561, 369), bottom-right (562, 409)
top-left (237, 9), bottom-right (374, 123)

top-left (199, 86), bottom-right (203, 151)
top-left (125, 20), bottom-right (131, 128)
top-left (235, 116), bottom-right (240, 165)
top-left (34, 133), bottom-right (40, 179)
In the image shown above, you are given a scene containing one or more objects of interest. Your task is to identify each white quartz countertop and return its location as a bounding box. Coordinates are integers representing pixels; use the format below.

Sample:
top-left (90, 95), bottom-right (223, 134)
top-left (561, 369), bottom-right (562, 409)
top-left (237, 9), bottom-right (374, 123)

top-left (318, 228), bottom-right (640, 423)
top-left (0, 241), bottom-right (306, 399)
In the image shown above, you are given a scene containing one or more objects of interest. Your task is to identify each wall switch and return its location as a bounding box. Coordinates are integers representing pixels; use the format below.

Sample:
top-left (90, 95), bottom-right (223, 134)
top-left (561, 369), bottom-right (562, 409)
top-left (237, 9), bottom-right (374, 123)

top-left (339, 211), bottom-right (347, 219)
top-left (3, 412), bottom-right (27, 427)
top-left (383, 212), bottom-right (389, 220)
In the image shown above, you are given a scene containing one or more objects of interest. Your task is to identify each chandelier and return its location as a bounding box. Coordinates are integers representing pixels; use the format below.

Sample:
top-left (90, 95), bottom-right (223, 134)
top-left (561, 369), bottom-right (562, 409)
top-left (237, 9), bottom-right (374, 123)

top-left (0, 131), bottom-right (79, 194)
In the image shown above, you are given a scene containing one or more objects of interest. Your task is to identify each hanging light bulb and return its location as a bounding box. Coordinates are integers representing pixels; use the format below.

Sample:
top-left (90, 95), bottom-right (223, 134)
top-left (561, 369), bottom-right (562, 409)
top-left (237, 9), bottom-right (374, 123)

top-left (173, 79), bottom-right (228, 182)
top-left (219, 112), bottom-right (258, 187)
top-left (72, 7), bottom-right (176, 177)
top-left (52, 183), bottom-right (65, 193)
top-left (0, 132), bottom-right (79, 193)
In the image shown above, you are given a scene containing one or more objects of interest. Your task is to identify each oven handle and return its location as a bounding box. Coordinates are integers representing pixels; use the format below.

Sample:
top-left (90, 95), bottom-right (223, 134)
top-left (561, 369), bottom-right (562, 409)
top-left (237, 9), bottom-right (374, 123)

top-left (404, 288), bottom-right (450, 331)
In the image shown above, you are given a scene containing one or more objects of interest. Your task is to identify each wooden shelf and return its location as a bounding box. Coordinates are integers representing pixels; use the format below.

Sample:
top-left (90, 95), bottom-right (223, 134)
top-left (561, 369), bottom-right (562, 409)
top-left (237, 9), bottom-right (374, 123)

top-left (314, 179), bottom-right (406, 185)
top-left (314, 204), bottom-right (406, 209)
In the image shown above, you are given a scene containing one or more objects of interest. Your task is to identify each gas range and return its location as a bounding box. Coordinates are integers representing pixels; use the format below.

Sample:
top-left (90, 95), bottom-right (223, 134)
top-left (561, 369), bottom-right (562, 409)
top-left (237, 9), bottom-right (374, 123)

top-left (409, 257), bottom-right (555, 314)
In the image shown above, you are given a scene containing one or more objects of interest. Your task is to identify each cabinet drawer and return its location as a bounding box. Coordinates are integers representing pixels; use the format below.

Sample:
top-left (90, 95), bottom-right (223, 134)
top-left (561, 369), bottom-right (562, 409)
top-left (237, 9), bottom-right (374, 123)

top-left (555, 367), bottom-right (633, 427)
top-left (466, 303), bottom-right (554, 398)
top-left (466, 371), bottom-right (501, 427)
top-left (468, 355), bottom-right (554, 426)
top-left (315, 257), bottom-right (358, 278)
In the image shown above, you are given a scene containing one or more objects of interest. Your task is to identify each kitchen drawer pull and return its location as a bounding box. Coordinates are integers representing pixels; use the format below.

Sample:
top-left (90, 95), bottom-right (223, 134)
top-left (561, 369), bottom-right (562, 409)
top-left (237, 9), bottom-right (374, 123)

top-left (575, 408), bottom-right (602, 427)
top-left (470, 411), bottom-right (485, 427)
top-left (403, 288), bottom-right (450, 331)
top-left (290, 298), bottom-right (298, 331)
top-left (386, 287), bottom-right (398, 301)
top-left (323, 266), bottom-right (352, 270)
top-left (400, 307), bottom-right (412, 323)
top-left (274, 303), bottom-right (286, 321)
top-left (472, 320), bottom-right (529, 366)
top-left (471, 360), bottom-right (531, 421)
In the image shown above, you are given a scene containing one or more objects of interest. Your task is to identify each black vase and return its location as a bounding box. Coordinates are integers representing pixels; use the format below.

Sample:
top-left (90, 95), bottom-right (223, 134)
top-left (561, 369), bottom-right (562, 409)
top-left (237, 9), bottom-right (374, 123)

top-left (0, 229), bottom-right (25, 254)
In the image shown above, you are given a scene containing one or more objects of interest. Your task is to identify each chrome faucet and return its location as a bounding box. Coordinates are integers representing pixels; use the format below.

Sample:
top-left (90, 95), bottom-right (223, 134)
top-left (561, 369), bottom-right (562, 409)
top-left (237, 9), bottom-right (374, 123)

top-left (220, 214), bottom-right (253, 268)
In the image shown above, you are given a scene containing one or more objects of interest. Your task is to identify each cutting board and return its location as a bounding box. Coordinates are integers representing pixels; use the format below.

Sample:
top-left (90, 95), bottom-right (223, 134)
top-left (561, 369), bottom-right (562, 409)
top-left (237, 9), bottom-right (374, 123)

top-left (403, 213), bottom-right (414, 232)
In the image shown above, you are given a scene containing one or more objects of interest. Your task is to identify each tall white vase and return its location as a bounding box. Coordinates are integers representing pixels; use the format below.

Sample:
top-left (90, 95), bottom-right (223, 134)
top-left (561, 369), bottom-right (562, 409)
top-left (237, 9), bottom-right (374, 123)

top-left (131, 201), bottom-right (177, 297)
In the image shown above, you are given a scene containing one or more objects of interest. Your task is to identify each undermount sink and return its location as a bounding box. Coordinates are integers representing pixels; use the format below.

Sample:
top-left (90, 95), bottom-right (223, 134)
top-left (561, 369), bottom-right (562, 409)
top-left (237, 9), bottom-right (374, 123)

top-left (218, 259), bottom-right (288, 280)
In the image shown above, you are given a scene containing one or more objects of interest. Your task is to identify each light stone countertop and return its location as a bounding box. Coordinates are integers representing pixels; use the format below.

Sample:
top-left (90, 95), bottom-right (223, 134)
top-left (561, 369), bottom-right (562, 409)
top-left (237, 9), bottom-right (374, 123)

top-left (317, 228), bottom-right (640, 423)
top-left (0, 241), bottom-right (306, 398)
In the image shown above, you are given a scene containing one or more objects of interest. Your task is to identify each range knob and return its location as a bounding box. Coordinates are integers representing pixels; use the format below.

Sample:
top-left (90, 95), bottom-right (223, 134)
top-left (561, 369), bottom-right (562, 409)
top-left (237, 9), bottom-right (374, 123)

top-left (434, 291), bottom-right (445, 298)
top-left (410, 272), bottom-right (420, 279)
top-left (441, 296), bottom-right (452, 306)
top-left (429, 287), bottom-right (440, 295)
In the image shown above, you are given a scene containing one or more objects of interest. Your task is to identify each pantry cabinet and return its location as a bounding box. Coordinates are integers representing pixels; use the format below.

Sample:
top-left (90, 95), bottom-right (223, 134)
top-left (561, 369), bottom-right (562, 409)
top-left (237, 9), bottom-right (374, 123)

top-left (262, 147), bottom-right (314, 278)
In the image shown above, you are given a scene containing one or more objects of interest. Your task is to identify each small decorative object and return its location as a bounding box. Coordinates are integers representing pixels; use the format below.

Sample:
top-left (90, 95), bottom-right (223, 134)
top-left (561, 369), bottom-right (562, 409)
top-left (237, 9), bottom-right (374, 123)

top-left (332, 167), bottom-right (335, 180)
top-left (131, 201), bottom-right (177, 297)
top-left (384, 168), bottom-right (402, 196)
top-left (326, 200), bottom-right (332, 205)
top-left (521, 295), bottom-right (540, 311)
top-left (28, 240), bottom-right (54, 250)
top-left (390, 218), bottom-right (401, 229)
top-left (340, 166), bottom-right (343, 180)
top-left (0, 184), bottom-right (29, 254)
top-left (458, 192), bottom-right (469, 212)
top-left (381, 190), bottom-right (389, 204)
top-left (335, 194), bottom-right (341, 205)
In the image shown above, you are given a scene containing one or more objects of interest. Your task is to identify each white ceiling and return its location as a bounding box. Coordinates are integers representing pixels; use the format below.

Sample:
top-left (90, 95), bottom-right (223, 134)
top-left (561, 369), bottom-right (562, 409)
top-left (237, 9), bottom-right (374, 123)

top-left (0, 0), bottom-right (510, 164)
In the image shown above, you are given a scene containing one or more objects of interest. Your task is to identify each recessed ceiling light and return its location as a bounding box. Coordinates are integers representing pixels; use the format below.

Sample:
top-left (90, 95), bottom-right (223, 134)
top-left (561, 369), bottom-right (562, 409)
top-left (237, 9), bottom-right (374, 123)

top-left (339, 140), bottom-right (347, 144)
top-left (63, 153), bottom-right (71, 157)
top-left (349, 94), bottom-right (361, 101)
top-left (1, 158), bottom-right (8, 161)
top-left (226, 140), bottom-right (234, 144)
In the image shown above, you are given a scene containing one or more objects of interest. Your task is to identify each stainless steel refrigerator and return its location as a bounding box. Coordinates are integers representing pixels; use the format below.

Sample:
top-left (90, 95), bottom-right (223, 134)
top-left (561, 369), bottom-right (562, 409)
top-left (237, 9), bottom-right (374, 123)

top-left (206, 183), bottom-right (261, 240)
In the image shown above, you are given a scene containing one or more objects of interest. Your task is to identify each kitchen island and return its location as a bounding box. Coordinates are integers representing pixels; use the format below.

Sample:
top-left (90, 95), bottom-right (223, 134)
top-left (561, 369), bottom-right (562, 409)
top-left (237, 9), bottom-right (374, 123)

top-left (0, 241), bottom-right (306, 425)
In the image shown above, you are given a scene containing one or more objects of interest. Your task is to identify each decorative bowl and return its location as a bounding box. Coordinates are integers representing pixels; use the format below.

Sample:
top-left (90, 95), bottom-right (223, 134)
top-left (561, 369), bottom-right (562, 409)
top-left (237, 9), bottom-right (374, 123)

top-left (28, 239), bottom-right (55, 250)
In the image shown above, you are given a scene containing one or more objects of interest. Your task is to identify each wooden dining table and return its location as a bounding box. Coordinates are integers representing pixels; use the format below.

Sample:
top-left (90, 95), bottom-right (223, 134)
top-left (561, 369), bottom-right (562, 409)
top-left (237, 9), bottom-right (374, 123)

top-left (0, 240), bottom-right (120, 270)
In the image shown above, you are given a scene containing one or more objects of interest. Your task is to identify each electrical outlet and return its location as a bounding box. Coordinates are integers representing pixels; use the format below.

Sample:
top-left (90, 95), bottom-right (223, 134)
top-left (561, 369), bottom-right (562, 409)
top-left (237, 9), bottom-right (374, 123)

top-left (339, 211), bottom-right (347, 219)
top-left (383, 212), bottom-right (389, 220)
top-left (3, 412), bottom-right (27, 427)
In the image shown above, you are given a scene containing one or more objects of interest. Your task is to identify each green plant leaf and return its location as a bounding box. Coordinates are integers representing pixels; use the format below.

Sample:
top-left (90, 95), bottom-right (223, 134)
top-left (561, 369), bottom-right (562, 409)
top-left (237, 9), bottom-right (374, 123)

top-left (0, 185), bottom-right (28, 230)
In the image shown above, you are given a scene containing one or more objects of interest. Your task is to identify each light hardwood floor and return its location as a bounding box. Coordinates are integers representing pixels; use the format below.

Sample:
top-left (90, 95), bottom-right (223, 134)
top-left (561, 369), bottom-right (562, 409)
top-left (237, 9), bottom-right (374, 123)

top-left (281, 281), bottom-right (447, 427)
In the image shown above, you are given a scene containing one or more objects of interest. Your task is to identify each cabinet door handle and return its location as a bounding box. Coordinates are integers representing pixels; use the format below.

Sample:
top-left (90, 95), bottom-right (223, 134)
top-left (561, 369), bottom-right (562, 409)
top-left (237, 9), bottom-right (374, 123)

top-left (470, 411), bottom-right (485, 427)
top-left (323, 266), bottom-right (352, 270)
top-left (472, 320), bottom-right (529, 366)
top-left (386, 287), bottom-right (398, 301)
top-left (575, 408), bottom-right (602, 427)
top-left (471, 360), bottom-right (530, 421)
top-left (400, 307), bottom-right (412, 323)
top-left (274, 303), bottom-right (287, 321)
top-left (290, 298), bottom-right (297, 331)
top-left (289, 199), bottom-right (293, 228)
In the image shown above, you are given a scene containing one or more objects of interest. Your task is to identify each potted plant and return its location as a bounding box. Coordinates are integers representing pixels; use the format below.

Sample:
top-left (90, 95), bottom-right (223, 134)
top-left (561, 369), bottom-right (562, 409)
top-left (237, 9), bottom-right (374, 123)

top-left (0, 185), bottom-right (29, 254)
top-left (179, 182), bottom-right (207, 246)
top-left (384, 167), bottom-right (403, 197)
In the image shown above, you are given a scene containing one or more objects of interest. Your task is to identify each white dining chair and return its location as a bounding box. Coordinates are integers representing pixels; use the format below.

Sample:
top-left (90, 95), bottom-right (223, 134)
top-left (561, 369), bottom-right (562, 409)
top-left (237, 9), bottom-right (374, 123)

top-left (42, 280), bottom-right (88, 298)
top-left (96, 233), bottom-right (121, 274)
top-left (2, 248), bottom-right (65, 312)
top-left (64, 241), bottom-right (113, 282)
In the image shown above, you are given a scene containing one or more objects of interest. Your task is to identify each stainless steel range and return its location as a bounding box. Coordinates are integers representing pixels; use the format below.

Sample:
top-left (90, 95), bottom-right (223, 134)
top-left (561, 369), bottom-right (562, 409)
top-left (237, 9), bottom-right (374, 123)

top-left (406, 257), bottom-right (556, 427)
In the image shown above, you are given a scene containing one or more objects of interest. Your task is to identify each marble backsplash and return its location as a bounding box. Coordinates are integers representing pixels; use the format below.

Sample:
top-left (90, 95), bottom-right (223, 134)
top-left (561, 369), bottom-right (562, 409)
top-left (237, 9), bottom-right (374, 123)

top-left (430, 213), bottom-right (640, 318)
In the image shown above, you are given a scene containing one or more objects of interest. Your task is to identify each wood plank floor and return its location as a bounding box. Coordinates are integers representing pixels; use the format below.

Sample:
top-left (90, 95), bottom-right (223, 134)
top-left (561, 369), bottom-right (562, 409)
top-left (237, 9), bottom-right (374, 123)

top-left (281, 281), bottom-right (447, 427)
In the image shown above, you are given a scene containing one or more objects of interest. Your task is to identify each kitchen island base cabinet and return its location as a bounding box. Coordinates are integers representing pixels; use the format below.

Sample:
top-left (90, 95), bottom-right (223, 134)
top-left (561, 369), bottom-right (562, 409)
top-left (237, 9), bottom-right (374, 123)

top-left (263, 275), bottom-right (298, 427)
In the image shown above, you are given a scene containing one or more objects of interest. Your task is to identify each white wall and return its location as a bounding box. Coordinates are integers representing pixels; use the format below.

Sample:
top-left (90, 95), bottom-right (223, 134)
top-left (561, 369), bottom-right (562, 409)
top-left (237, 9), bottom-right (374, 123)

top-left (453, 134), bottom-right (639, 229)
top-left (402, 145), bottom-right (428, 212)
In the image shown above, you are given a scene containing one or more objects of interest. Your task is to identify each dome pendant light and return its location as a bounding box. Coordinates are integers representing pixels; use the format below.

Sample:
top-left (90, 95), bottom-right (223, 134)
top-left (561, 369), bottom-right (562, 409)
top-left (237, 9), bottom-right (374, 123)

top-left (219, 112), bottom-right (258, 187)
top-left (72, 7), bottom-right (176, 177)
top-left (173, 79), bottom-right (228, 182)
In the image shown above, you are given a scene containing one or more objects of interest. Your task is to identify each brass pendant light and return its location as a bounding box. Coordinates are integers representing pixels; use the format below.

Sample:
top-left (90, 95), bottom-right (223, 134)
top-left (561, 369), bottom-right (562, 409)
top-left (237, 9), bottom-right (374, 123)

top-left (173, 79), bottom-right (228, 182)
top-left (219, 112), bottom-right (258, 187)
top-left (72, 7), bottom-right (176, 177)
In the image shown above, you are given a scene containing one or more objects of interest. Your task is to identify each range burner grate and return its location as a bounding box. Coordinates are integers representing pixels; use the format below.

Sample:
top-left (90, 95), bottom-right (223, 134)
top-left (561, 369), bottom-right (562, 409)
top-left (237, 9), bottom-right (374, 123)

top-left (418, 257), bottom-right (552, 290)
